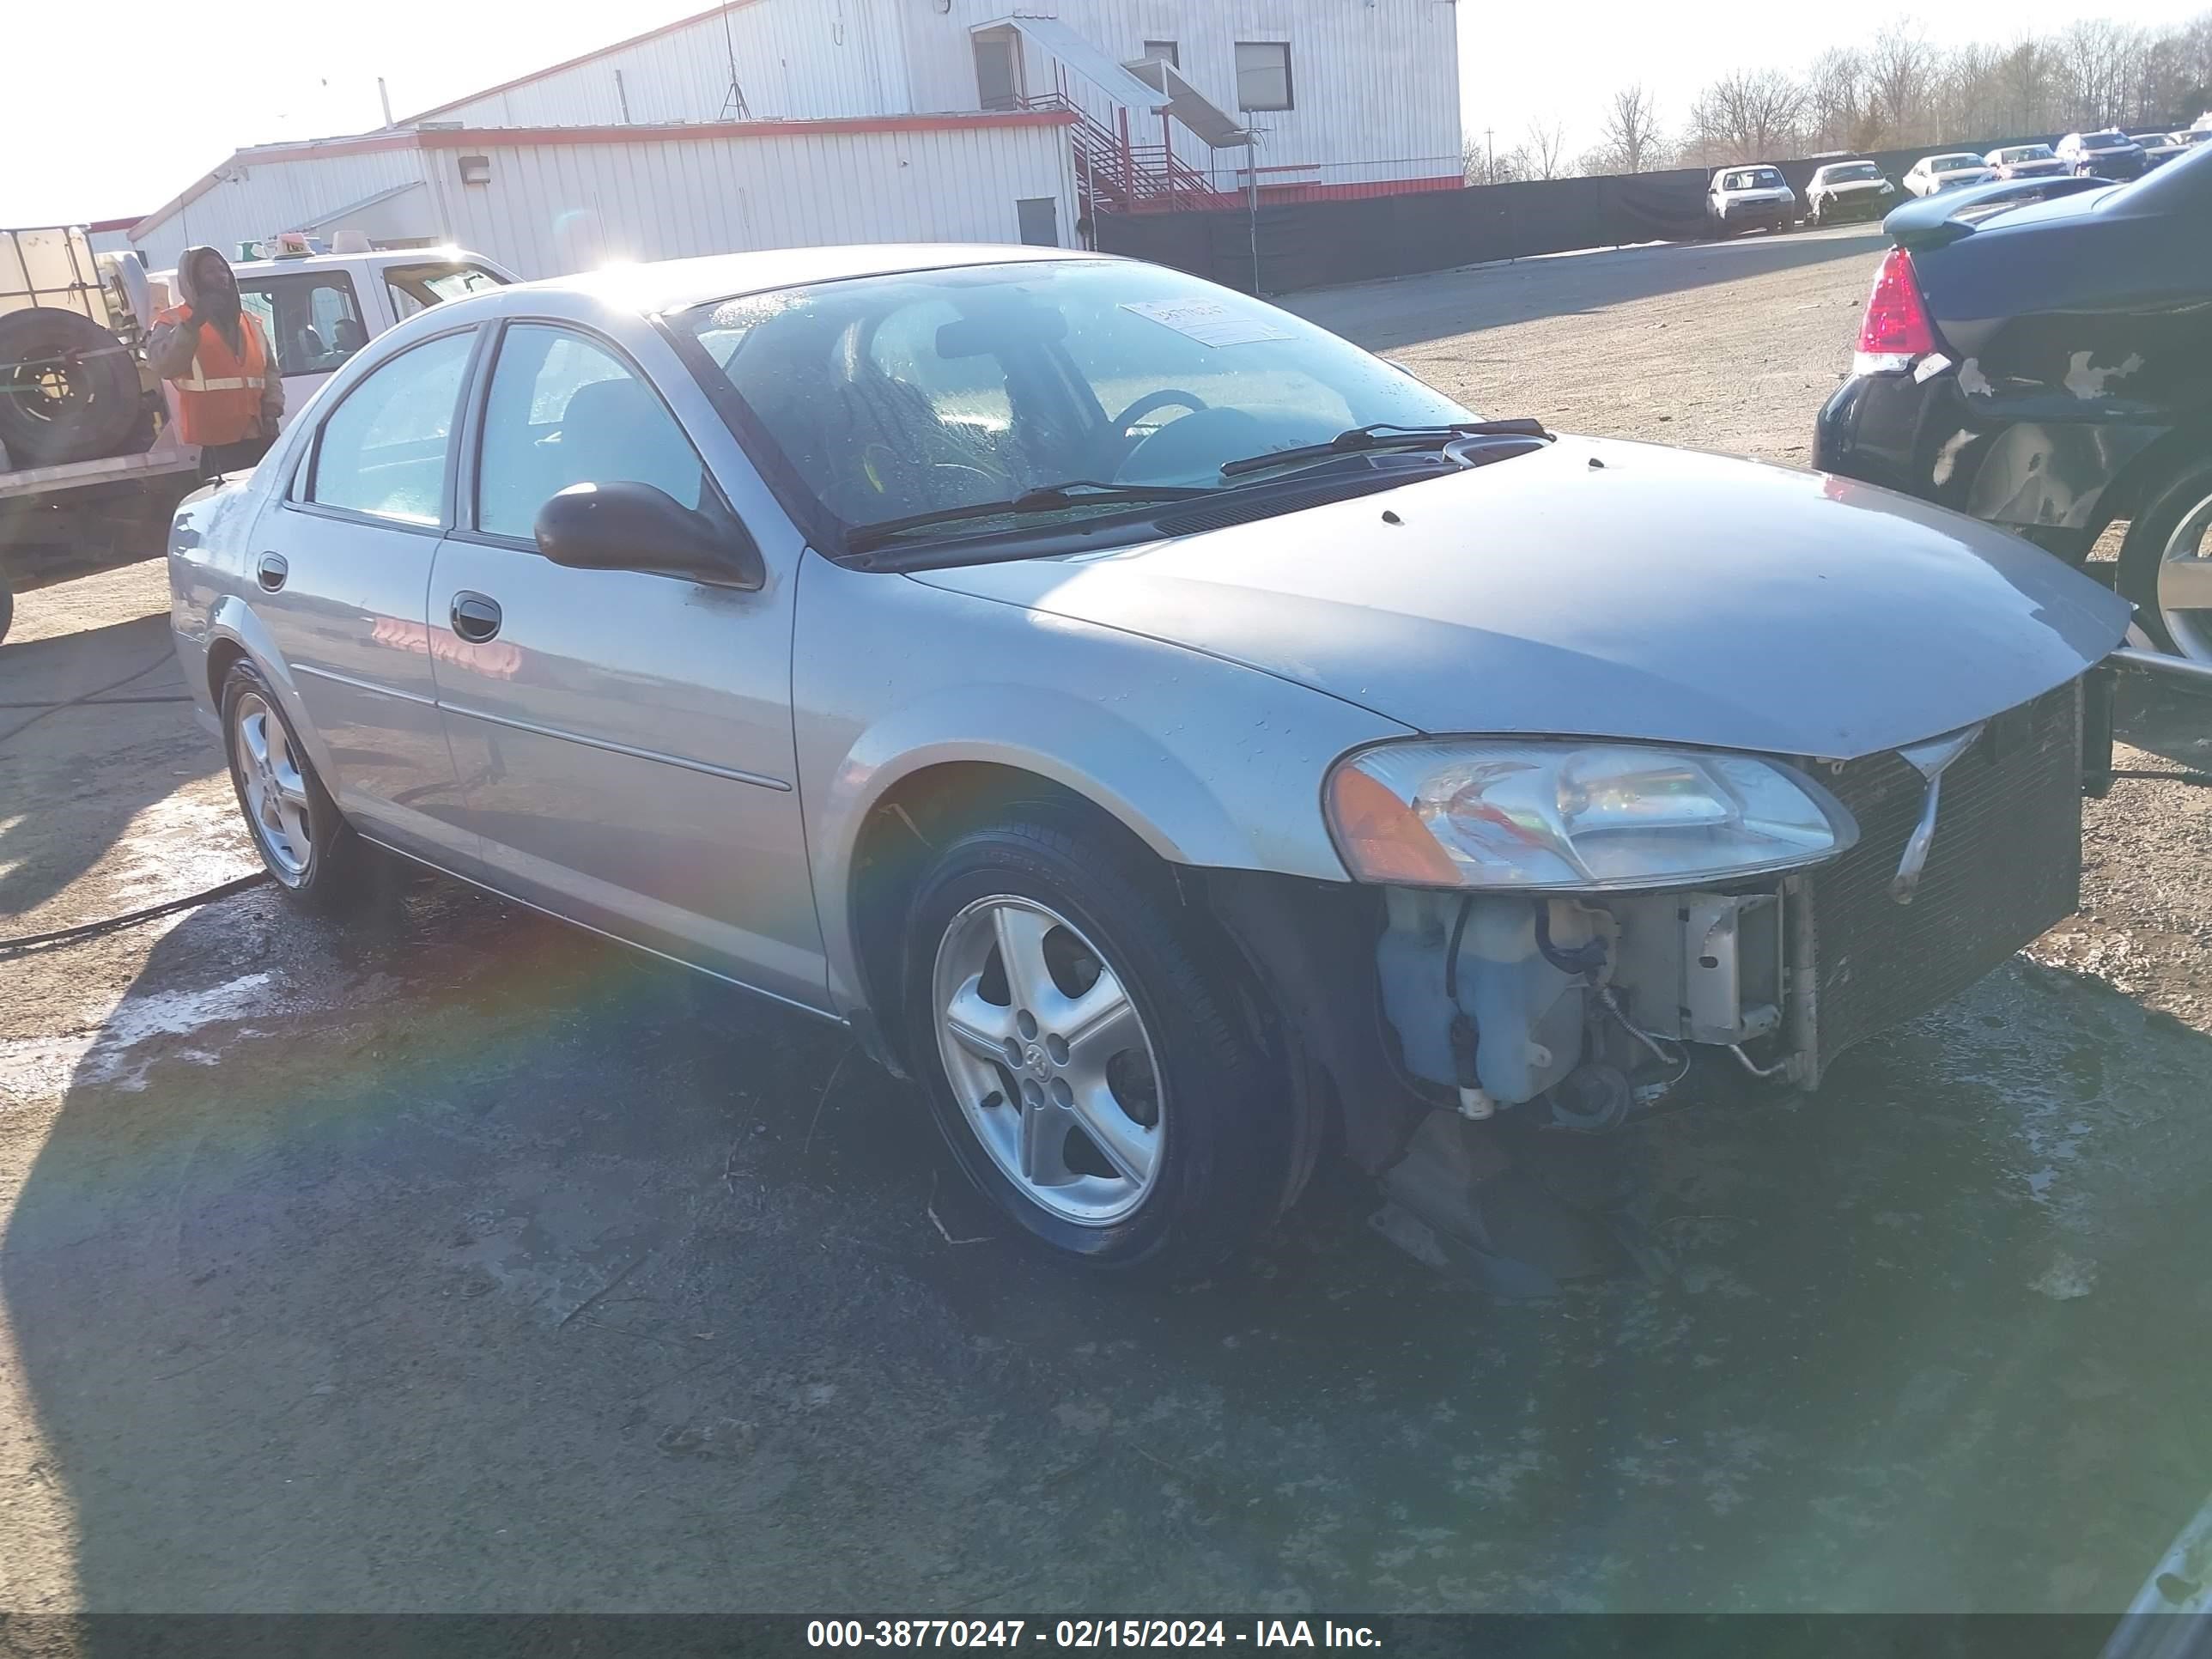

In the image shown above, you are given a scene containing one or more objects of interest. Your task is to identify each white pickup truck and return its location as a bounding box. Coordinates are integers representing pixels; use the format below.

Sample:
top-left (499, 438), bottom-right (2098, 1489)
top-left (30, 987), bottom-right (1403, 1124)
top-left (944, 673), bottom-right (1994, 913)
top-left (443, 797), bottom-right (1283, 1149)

top-left (1, 233), bottom-right (513, 641)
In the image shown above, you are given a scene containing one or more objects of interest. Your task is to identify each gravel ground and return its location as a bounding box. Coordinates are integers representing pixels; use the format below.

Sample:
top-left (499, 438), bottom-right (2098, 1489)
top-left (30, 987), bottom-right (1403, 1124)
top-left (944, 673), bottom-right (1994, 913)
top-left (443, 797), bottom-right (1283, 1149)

top-left (3, 227), bottom-right (2211, 1616)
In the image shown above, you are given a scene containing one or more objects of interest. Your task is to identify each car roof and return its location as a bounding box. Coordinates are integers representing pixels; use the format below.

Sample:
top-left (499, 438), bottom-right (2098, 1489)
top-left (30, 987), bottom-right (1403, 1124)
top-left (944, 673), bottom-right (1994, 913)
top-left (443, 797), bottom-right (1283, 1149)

top-left (509, 243), bottom-right (1113, 315)
top-left (1926, 152), bottom-right (1985, 163)
top-left (152, 246), bottom-right (483, 283)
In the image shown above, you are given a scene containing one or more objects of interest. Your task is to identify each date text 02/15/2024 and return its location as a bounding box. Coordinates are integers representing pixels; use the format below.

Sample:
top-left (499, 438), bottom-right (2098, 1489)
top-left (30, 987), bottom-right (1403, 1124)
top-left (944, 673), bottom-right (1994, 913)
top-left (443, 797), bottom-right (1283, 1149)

top-left (805, 1621), bottom-right (1384, 1649)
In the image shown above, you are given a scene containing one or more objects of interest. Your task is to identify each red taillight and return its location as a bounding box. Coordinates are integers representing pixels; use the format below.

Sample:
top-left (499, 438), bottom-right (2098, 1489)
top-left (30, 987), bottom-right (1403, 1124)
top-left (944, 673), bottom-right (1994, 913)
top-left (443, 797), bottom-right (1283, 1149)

top-left (1856, 246), bottom-right (1938, 364)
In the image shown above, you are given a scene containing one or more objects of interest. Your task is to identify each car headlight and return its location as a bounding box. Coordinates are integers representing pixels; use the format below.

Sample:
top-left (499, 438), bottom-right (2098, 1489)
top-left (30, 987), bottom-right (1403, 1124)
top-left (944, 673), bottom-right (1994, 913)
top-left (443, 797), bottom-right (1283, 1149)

top-left (1325, 740), bottom-right (1856, 890)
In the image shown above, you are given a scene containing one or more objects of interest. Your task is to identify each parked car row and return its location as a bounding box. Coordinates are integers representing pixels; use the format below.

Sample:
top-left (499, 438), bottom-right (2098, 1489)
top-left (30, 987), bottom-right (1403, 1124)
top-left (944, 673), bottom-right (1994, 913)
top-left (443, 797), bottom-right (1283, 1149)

top-left (1712, 126), bottom-right (2210, 238)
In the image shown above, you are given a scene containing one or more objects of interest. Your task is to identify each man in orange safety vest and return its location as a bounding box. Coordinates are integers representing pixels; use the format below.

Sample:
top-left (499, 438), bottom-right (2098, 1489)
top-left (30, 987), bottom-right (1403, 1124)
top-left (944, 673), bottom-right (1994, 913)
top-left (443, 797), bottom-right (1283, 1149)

top-left (146, 246), bottom-right (284, 477)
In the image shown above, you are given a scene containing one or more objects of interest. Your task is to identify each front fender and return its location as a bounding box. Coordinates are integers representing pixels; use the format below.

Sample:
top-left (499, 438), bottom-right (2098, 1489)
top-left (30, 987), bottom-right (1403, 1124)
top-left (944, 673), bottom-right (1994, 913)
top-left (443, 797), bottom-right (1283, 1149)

top-left (793, 556), bottom-right (1411, 1013)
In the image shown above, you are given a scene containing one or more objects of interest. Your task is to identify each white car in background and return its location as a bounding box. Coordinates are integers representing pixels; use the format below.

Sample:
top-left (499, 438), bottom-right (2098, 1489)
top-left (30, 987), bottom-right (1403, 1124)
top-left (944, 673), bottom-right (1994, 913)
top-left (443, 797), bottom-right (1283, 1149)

top-left (1903, 153), bottom-right (1999, 196)
top-left (1805, 160), bottom-right (1896, 225)
top-left (1706, 164), bottom-right (1796, 235)
top-left (2133, 131), bottom-right (2187, 167)
top-left (1985, 143), bottom-right (2068, 180)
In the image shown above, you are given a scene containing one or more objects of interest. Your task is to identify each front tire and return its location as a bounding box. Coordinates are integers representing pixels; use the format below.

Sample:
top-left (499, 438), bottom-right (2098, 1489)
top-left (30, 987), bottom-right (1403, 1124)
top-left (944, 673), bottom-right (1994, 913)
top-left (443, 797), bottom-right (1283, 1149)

top-left (901, 808), bottom-right (1290, 1275)
top-left (220, 659), bottom-right (374, 909)
top-left (2118, 451), bottom-right (2212, 660)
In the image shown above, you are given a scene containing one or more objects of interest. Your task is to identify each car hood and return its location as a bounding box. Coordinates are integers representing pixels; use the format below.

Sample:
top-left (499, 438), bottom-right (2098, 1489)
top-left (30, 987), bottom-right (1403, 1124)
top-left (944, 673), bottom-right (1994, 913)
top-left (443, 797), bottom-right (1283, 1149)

top-left (1719, 187), bottom-right (1793, 202)
top-left (906, 437), bottom-right (2129, 761)
top-left (1820, 179), bottom-right (1890, 192)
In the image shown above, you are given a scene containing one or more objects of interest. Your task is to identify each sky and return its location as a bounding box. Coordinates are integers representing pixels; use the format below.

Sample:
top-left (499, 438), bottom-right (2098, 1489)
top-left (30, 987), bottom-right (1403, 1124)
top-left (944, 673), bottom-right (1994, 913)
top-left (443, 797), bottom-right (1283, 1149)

top-left (5, 0), bottom-right (2207, 227)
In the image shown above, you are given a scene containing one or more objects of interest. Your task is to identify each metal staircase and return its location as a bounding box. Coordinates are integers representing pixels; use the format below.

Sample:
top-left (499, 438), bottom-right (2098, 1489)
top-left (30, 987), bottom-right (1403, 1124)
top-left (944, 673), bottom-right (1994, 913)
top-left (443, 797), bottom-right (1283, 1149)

top-left (1024, 94), bottom-right (1232, 216)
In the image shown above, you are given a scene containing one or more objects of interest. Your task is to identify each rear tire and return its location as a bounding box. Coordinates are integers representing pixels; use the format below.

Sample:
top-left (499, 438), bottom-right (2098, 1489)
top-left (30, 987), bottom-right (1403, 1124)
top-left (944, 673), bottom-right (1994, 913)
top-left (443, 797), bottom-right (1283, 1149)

top-left (900, 806), bottom-right (1290, 1276)
top-left (2118, 451), bottom-right (2212, 660)
top-left (0, 307), bottom-right (141, 466)
top-left (220, 659), bottom-right (374, 910)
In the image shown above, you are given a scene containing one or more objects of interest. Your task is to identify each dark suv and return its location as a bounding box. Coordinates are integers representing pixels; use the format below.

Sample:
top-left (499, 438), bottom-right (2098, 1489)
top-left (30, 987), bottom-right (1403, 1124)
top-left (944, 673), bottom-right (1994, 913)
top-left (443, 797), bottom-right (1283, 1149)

top-left (1814, 148), bottom-right (2212, 658)
top-left (2056, 130), bottom-right (2148, 178)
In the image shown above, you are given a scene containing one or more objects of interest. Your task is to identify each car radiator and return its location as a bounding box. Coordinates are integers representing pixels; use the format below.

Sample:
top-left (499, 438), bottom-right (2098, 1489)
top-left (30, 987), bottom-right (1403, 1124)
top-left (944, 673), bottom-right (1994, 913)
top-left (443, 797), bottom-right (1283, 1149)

top-left (1800, 680), bottom-right (2082, 1083)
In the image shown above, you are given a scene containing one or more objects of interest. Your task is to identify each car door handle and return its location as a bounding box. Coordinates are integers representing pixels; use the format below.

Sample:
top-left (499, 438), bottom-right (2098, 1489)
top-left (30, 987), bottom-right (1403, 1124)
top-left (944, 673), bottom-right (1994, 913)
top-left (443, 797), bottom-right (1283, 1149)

top-left (450, 592), bottom-right (502, 643)
top-left (255, 553), bottom-right (288, 592)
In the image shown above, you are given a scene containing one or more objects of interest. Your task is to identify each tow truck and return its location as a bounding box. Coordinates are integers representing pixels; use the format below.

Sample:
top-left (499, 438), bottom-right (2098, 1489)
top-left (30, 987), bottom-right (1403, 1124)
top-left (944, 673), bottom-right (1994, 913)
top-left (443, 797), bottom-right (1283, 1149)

top-left (1, 227), bottom-right (512, 641)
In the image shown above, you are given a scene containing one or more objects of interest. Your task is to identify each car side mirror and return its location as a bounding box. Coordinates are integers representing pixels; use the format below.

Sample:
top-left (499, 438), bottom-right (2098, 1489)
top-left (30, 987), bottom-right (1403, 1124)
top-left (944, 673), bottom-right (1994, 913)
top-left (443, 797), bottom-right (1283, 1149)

top-left (533, 481), bottom-right (764, 590)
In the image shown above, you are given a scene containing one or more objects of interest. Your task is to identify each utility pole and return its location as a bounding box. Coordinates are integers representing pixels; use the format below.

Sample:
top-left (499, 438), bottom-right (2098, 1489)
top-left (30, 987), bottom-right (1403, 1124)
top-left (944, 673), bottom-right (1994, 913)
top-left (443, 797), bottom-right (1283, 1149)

top-left (377, 76), bottom-right (393, 128)
top-left (1485, 126), bottom-right (1495, 185)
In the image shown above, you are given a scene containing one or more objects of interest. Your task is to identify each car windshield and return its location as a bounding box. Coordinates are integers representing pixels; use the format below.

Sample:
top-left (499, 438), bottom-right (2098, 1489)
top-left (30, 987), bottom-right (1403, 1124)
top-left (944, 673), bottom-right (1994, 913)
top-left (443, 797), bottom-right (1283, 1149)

top-left (2001, 147), bottom-right (2052, 161)
top-left (1933, 155), bottom-right (1984, 171)
top-left (383, 259), bottom-right (507, 320)
top-left (676, 259), bottom-right (1477, 546)
top-left (2081, 131), bottom-right (2129, 148)
top-left (1722, 168), bottom-right (1782, 189)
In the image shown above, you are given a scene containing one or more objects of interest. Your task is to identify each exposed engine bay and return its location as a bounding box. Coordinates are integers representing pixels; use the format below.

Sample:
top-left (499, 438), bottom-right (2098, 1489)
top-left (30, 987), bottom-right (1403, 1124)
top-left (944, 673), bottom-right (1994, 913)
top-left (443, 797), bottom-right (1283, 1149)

top-left (1372, 678), bottom-right (2095, 1139)
top-left (1376, 883), bottom-right (1796, 1136)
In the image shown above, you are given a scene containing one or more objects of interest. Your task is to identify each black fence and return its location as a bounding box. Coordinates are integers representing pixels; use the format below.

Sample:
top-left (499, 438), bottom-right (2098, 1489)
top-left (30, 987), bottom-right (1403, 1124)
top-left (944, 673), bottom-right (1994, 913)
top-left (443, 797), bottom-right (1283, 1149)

top-left (1097, 132), bottom-right (2077, 295)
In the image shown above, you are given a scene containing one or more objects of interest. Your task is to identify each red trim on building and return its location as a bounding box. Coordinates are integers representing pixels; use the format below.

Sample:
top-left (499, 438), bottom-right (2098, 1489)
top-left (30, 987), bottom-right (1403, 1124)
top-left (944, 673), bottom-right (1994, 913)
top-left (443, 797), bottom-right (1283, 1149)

top-left (85, 216), bottom-right (148, 234)
top-left (411, 111), bottom-right (1075, 149)
top-left (398, 0), bottom-right (772, 124)
top-left (1119, 173), bottom-right (1465, 213)
top-left (1257, 173), bottom-right (1465, 203)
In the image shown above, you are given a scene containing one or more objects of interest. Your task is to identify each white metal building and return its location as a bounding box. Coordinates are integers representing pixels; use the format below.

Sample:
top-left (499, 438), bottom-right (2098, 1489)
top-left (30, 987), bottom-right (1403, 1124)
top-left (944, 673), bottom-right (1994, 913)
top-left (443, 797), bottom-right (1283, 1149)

top-left (131, 1), bottom-right (1463, 276)
top-left (130, 113), bottom-right (1079, 276)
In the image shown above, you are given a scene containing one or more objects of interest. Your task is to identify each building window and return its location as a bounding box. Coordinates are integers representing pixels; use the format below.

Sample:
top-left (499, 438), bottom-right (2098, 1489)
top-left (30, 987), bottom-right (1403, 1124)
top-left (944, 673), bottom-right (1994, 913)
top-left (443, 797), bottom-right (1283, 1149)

top-left (1234, 41), bottom-right (1293, 112)
top-left (973, 29), bottom-right (1022, 111)
top-left (1140, 40), bottom-right (1178, 69)
top-left (1015, 197), bottom-right (1060, 247)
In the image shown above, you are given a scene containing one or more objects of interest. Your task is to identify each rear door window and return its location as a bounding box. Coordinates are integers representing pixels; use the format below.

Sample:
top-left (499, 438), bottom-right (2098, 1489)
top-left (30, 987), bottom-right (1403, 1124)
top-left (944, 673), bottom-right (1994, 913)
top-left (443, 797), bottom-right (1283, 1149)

top-left (305, 330), bottom-right (475, 524)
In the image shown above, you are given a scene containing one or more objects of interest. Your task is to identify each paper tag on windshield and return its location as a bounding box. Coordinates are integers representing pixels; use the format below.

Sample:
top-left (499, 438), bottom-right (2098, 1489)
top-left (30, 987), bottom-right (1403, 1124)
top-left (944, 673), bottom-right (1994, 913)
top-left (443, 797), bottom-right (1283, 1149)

top-left (1121, 299), bottom-right (1293, 349)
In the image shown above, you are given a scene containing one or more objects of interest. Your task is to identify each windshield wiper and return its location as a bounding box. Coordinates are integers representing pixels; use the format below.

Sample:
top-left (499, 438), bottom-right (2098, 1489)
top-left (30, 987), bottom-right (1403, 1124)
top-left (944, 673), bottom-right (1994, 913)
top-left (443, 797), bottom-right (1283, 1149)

top-left (844, 479), bottom-right (1217, 554)
top-left (1218, 418), bottom-right (1551, 478)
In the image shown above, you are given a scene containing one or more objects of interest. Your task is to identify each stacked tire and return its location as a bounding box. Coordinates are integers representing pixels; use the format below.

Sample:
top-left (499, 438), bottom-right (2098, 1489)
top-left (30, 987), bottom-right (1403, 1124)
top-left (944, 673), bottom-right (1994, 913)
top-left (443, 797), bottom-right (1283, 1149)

top-left (0, 306), bottom-right (143, 469)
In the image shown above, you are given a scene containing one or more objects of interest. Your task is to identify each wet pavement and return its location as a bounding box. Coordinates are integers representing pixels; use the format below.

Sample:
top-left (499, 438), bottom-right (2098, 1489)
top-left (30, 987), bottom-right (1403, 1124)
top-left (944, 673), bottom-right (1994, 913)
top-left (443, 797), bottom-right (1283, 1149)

top-left (5, 236), bottom-right (2212, 1614)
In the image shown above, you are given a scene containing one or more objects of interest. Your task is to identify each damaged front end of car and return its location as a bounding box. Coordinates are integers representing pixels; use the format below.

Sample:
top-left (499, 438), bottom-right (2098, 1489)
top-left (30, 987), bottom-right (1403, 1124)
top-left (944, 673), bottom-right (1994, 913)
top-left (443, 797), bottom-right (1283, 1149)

top-left (1202, 676), bottom-right (2100, 1291)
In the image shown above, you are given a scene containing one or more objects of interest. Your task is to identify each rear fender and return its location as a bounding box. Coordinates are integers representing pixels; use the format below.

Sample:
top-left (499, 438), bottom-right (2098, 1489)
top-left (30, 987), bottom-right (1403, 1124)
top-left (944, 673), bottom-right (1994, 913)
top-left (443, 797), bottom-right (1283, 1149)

top-left (200, 594), bottom-right (337, 782)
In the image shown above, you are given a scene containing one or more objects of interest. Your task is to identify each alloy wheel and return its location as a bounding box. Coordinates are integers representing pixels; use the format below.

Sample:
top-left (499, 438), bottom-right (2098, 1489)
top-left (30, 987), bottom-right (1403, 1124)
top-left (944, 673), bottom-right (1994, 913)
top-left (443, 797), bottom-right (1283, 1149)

top-left (930, 895), bottom-right (1164, 1226)
top-left (234, 691), bottom-right (313, 877)
top-left (2160, 489), bottom-right (2212, 661)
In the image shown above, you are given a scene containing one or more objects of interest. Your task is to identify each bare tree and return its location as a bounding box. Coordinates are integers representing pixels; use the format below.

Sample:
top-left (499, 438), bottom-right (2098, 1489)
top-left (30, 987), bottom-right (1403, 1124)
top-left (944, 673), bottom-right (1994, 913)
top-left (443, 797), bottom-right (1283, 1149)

top-left (1524, 118), bottom-right (1570, 179)
top-left (1504, 9), bottom-right (2211, 191)
top-left (1596, 83), bottom-right (1662, 173)
top-left (2054, 18), bottom-right (2144, 125)
top-left (1686, 67), bottom-right (1807, 162)
top-left (1994, 35), bottom-right (2057, 134)
top-left (2177, 11), bottom-right (2212, 112)
top-left (1867, 18), bottom-right (1935, 143)
top-left (1805, 47), bottom-right (1874, 150)
top-left (1934, 41), bottom-right (2005, 140)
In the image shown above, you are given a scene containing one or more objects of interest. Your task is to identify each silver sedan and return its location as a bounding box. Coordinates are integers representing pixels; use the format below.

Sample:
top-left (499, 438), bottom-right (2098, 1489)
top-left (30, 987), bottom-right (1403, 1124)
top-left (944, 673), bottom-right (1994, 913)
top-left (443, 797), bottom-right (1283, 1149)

top-left (168, 246), bottom-right (2130, 1276)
